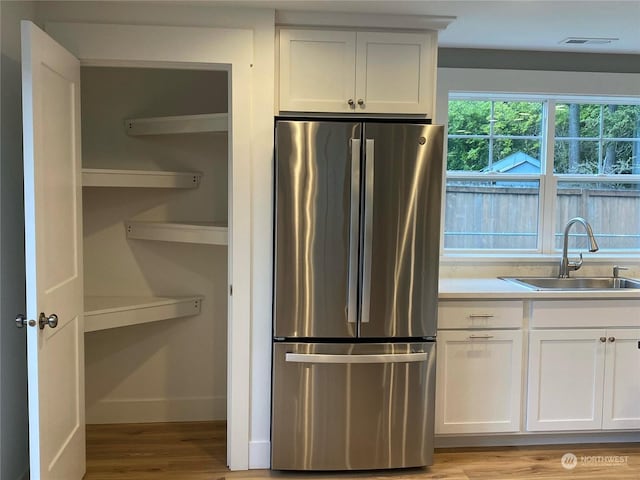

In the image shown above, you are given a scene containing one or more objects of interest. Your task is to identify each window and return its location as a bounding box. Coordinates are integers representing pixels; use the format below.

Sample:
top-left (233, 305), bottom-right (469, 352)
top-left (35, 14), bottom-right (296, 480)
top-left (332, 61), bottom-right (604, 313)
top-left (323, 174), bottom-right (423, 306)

top-left (445, 96), bottom-right (640, 253)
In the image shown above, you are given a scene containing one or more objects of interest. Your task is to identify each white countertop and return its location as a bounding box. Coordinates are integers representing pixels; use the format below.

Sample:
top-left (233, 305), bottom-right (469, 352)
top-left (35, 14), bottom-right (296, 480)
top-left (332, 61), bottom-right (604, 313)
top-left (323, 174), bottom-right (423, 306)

top-left (439, 277), bottom-right (640, 299)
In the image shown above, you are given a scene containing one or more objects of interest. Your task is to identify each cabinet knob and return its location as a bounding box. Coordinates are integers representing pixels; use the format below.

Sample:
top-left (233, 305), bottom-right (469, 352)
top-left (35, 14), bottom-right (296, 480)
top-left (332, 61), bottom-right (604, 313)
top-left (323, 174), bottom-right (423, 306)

top-left (347, 99), bottom-right (355, 107)
top-left (600, 337), bottom-right (606, 342)
top-left (357, 98), bottom-right (365, 107)
top-left (608, 336), bottom-right (615, 342)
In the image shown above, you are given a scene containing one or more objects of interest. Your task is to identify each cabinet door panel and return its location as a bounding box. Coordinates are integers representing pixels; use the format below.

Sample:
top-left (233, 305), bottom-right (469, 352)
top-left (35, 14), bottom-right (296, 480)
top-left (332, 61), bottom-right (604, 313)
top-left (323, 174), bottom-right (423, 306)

top-left (603, 329), bottom-right (640, 429)
top-left (527, 329), bottom-right (605, 431)
top-left (279, 29), bottom-right (356, 113)
top-left (436, 330), bottom-right (523, 434)
top-left (355, 31), bottom-right (435, 115)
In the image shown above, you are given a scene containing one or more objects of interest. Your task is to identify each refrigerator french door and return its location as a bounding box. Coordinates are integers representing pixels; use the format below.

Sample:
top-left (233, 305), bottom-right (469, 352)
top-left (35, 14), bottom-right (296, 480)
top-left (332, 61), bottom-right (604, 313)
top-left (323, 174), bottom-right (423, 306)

top-left (272, 119), bottom-right (443, 471)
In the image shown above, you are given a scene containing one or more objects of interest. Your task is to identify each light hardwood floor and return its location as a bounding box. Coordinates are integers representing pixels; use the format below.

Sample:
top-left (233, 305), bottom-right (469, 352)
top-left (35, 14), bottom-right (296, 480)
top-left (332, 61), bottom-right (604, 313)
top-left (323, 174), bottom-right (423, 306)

top-left (85, 422), bottom-right (640, 480)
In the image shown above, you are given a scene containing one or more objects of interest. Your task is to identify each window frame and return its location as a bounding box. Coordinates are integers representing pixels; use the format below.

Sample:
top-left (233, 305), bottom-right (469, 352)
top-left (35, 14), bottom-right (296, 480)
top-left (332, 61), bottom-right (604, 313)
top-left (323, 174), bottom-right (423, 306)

top-left (444, 93), bottom-right (640, 255)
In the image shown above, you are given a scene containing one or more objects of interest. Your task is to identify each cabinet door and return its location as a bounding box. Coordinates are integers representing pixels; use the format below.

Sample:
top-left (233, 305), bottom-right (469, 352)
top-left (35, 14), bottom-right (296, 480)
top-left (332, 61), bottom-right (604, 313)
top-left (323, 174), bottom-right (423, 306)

top-left (527, 329), bottom-right (605, 431)
top-left (436, 330), bottom-right (523, 434)
top-left (354, 31), bottom-right (435, 115)
top-left (603, 329), bottom-right (640, 429)
top-left (279, 29), bottom-right (356, 113)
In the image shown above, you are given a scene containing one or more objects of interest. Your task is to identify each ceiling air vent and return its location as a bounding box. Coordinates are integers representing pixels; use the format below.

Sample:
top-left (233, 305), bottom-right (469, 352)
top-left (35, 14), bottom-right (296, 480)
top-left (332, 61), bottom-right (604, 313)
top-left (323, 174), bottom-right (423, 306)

top-left (559, 37), bottom-right (618, 45)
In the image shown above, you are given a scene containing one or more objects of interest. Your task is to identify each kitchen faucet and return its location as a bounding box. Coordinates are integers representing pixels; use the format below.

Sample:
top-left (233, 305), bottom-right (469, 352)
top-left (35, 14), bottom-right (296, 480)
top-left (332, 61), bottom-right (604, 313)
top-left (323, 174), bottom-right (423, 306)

top-left (559, 217), bottom-right (599, 278)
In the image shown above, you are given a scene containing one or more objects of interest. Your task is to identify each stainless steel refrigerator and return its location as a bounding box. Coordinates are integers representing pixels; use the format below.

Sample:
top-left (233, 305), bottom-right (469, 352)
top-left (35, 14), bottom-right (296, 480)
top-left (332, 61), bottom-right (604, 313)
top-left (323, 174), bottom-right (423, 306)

top-left (271, 119), bottom-right (443, 471)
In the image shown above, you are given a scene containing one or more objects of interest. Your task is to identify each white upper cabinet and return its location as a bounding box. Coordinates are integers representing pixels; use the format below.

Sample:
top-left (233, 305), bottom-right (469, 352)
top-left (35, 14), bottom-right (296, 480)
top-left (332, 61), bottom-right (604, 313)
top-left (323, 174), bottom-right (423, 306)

top-left (279, 29), bottom-right (437, 115)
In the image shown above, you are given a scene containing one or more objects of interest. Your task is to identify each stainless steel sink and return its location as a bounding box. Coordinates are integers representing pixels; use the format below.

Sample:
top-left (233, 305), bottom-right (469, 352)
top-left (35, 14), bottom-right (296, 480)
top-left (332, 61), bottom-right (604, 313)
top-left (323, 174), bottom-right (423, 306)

top-left (501, 276), bottom-right (640, 290)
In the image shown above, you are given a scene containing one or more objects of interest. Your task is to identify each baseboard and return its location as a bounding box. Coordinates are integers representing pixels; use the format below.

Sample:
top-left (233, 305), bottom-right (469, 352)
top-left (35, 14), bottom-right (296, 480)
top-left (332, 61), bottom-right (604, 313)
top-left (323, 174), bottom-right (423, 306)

top-left (86, 396), bottom-right (226, 424)
top-left (435, 431), bottom-right (640, 448)
top-left (249, 440), bottom-right (271, 469)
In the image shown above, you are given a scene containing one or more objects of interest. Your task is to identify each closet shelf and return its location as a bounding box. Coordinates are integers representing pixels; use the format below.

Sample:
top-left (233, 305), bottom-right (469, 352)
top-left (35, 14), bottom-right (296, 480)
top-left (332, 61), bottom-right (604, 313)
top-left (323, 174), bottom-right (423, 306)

top-left (125, 113), bottom-right (228, 135)
top-left (126, 221), bottom-right (228, 245)
top-left (84, 295), bottom-right (203, 333)
top-left (82, 168), bottom-right (201, 188)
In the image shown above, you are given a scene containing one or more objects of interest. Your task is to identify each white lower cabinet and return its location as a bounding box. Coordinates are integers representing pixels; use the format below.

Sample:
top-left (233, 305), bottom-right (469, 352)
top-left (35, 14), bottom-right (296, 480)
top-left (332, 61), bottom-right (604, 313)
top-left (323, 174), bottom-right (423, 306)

top-left (527, 328), bottom-right (640, 431)
top-left (603, 329), bottom-right (640, 429)
top-left (436, 329), bottom-right (523, 434)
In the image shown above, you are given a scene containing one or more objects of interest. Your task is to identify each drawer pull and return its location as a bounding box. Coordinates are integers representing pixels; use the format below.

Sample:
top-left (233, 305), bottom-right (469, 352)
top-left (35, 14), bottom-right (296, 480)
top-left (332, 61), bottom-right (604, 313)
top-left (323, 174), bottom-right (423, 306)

top-left (468, 334), bottom-right (494, 340)
top-left (468, 314), bottom-right (494, 319)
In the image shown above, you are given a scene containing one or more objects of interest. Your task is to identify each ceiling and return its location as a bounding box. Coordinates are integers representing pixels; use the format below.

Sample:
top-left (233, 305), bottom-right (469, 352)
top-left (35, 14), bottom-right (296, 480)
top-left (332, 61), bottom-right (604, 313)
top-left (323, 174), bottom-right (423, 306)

top-left (214, 0), bottom-right (640, 54)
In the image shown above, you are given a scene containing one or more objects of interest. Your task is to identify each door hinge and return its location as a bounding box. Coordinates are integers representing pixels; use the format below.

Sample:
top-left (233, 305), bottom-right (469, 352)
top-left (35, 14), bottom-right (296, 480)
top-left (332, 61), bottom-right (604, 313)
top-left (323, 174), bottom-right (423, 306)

top-left (229, 285), bottom-right (233, 296)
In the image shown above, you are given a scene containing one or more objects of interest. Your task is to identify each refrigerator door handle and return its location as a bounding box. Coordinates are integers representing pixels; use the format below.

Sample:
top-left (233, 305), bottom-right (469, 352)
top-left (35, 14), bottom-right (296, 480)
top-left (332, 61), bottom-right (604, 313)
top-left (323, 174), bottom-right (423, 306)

top-left (348, 139), bottom-right (361, 324)
top-left (285, 352), bottom-right (428, 364)
top-left (361, 138), bottom-right (375, 324)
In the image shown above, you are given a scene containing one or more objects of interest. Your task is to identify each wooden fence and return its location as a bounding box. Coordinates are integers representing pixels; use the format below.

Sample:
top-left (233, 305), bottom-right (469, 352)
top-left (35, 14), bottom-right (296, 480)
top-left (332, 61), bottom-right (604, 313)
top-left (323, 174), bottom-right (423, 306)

top-left (444, 185), bottom-right (640, 249)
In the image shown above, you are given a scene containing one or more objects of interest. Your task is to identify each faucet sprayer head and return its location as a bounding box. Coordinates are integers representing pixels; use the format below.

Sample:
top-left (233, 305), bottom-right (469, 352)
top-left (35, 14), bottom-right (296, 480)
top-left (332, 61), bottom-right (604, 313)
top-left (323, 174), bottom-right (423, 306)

top-left (584, 223), bottom-right (599, 252)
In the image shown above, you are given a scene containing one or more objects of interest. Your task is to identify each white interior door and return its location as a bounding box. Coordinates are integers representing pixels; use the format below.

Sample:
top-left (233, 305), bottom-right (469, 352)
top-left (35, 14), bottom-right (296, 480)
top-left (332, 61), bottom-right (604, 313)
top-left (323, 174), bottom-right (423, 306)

top-left (21, 20), bottom-right (85, 479)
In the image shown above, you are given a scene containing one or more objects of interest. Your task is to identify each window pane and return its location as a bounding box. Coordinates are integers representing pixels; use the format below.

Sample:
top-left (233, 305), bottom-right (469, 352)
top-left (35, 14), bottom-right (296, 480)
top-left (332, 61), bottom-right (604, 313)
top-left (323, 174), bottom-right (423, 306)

top-left (555, 103), bottom-right (600, 138)
top-left (444, 180), bottom-right (539, 249)
top-left (602, 140), bottom-right (640, 174)
top-left (493, 101), bottom-right (543, 136)
top-left (554, 103), bottom-right (640, 175)
top-left (447, 138), bottom-right (490, 171)
top-left (448, 100), bottom-right (491, 135)
top-left (554, 140), bottom-right (599, 173)
top-left (556, 181), bottom-right (640, 250)
top-left (492, 140), bottom-right (541, 173)
top-left (603, 105), bottom-right (640, 138)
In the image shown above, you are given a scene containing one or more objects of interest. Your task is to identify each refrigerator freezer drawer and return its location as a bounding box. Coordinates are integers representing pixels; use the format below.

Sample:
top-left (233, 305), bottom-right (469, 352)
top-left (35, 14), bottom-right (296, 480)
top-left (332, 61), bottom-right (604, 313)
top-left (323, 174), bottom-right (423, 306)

top-left (271, 342), bottom-right (436, 471)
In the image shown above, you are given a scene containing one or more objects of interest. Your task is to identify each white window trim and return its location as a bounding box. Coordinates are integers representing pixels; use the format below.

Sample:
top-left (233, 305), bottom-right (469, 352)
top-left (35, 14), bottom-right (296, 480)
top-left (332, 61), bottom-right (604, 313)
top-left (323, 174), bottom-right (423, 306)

top-left (437, 68), bottom-right (640, 260)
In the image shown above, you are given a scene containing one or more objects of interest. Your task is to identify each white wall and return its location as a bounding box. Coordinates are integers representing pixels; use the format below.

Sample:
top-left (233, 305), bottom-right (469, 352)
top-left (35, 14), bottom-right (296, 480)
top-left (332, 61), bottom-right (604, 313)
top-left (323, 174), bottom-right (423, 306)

top-left (0, 2), bottom-right (35, 479)
top-left (35, 0), bottom-right (275, 469)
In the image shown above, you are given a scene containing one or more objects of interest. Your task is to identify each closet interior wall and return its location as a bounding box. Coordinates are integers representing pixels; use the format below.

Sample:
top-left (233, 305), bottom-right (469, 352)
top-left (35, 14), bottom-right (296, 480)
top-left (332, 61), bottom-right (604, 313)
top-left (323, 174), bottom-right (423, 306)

top-left (81, 66), bottom-right (229, 424)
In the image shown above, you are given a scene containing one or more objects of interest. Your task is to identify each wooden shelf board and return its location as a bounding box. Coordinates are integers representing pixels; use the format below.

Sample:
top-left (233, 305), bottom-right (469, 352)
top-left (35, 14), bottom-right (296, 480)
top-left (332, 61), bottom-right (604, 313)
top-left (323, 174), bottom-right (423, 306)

top-left (84, 295), bottom-right (203, 333)
top-left (82, 168), bottom-right (201, 188)
top-left (125, 113), bottom-right (228, 135)
top-left (126, 221), bottom-right (228, 245)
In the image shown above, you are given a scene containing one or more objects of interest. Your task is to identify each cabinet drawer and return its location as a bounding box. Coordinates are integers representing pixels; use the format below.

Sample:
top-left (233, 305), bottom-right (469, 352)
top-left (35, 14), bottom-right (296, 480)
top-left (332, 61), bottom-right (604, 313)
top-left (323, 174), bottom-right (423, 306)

top-left (531, 300), bottom-right (640, 328)
top-left (439, 300), bottom-right (523, 329)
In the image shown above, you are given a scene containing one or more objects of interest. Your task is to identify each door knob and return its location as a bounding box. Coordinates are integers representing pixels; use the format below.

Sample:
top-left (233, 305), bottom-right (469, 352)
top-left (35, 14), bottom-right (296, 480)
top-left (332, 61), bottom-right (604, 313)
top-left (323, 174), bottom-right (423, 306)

top-left (16, 314), bottom-right (36, 328)
top-left (608, 336), bottom-right (615, 342)
top-left (39, 312), bottom-right (58, 330)
top-left (357, 98), bottom-right (365, 107)
top-left (347, 99), bottom-right (355, 107)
